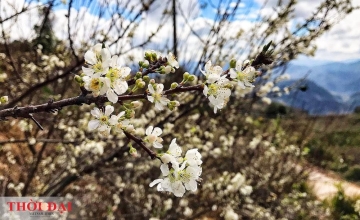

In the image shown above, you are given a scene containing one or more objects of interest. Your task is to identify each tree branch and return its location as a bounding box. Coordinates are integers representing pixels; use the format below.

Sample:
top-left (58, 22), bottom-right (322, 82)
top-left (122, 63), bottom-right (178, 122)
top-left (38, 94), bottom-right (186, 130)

top-left (0, 85), bottom-right (204, 119)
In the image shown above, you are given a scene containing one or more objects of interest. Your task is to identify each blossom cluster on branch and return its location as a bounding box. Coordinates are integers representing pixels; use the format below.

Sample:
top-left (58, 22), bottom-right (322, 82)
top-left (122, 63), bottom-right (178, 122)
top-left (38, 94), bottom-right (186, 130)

top-left (0, 42), bottom-right (272, 197)
top-left (77, 43), bottom-right (270, 196)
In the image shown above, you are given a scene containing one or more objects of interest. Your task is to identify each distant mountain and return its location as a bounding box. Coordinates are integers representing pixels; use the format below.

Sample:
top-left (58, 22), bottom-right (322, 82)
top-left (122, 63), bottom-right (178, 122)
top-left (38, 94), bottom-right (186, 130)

top-left (285, 60), bottom-right (360, 97)
top-left (348, 92), bottom-right (360, 110)
top-left (275, 79), bottom-right (351, 115)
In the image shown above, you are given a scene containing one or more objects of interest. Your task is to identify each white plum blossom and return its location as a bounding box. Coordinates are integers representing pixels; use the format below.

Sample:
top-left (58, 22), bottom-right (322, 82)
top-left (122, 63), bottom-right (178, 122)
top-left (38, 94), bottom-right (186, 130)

top-left (102, 56), bottom-right (131, 103)
top-left (161, 138), bottom-right (182, 164)
top-left (88, 105), bottom-right (114, 135)
top-left (167, 138), bottom-right (182, 159)
top-left (184, 149), bottom-right (202, 166)
top-left (229, 59), bottom-right (257, 89)
top-left (167, 52), bottom-right (179, 69)
top-left (200, 60), bottom-right (223, 83)
top-left (150, 161), bottom-right (202, 197)
top-left (81, 45), bottom-right (131, 103)
top-left (83, 74), bottom-right (108, 97)
top-left (147, 84), bottom-right (170, 111)
top-left (150, 143), bottom-right (202, 197)
top-left (108, 111), bottom-right (133, 133)
top-left (177, 162), bottom-right (202, 192)
top-left (203, 77), bottom-right (232, 114)
top-left (145, 126), bottom-right (163, 148)
top-left (208, 95), bottom-right (227, 114)
top-left (82, 43), bottom-right (111, 75)
top-left (200, 61), bottom-right (233, 113)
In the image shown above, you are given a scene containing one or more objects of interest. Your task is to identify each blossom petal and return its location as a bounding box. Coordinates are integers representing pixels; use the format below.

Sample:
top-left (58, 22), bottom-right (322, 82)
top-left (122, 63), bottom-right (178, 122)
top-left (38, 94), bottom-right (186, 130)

top-left (120, 67), bottom-right (131, 77)
top-left (160, 164), bottom-right (169, 176)
top-left (236, 59), bottom-right (242, 71)
top-left (172, 181), bottom-right (185, 197)
top-left (153, 142), bottom-right (163, 149)
top-left (147, 95), bottom-right (154, 103)
top-left (156, 84), bottom-right (164, 93)
top-left (104, 105), bottom-right (114, 116)
top-left (155, 102), bottom-right (164, 111)
top-left (88, 120), bottom-right (100, 130)
top-left (84, 50), bottom-right (97, 65)
top-left (110, 55), bottom-right (119, 67)
top-left (152, 127), bottom-right (162, 136)
top-left (148, 84), bottom-right (155, 94)
top-left (101, 48), bottom-right (111, 64)
top-left (113, 81), bottom-right (128, 95)
top-left (107, 90), bottom-right (118, 103)
top-left (229, 69), bottom-right (237, 79)
top-left (82, 66), bottom-right (94, 76)
top-left (185, 179), bottom-right (198, 191)
top-left (90, 107), bottom-right (101, 118)
top-left (149, 179), bottom-right (163, 187)
top-left (146, 126), bottom-right (153, 136)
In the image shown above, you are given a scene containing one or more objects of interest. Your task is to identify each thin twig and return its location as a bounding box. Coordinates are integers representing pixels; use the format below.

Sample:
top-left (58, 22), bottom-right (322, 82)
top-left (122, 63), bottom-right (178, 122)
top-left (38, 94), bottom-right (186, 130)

top-left (123, 130), bottom-right (158, 160)
top-left (29, 114), bottom-right (44, 130)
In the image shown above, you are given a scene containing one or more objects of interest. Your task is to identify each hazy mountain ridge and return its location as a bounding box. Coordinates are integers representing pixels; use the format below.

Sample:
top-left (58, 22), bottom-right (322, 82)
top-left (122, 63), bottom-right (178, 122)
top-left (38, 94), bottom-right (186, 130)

top-left (275, 79), bottom-right (349, 115)
top-left (273, 60), bottom-right (360, 115)
top-left (286, 60), bottom-right (360, 96)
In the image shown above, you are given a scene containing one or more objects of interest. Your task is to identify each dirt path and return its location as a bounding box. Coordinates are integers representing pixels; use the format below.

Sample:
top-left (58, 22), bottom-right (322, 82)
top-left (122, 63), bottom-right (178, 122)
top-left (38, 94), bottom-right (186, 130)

top-left (307, 166), bottom-right (360, 200)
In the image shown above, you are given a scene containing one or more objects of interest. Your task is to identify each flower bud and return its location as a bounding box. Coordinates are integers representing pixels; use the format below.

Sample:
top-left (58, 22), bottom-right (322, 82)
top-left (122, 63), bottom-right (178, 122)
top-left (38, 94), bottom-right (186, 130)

top-left (138, 81), bottom-right (145, 88)
top-left (125, 109), bottom-right (135, 119)
top-left (149, 79), bottom-right (155, 84)
top-left (131, 101), bottom-right (142, 109)
top-left (143, 60), bottom-right (149, 68)
top-left (172, 101), bottom-right (180, 107)
top-left (168, 101), bottom-right (180, 111)
top-left (151, 52), bottom-right (158, 61)
top-left (139, 60), bottom-right (149, 68)
top-left (229, 59), bottom-right (237, 68)
top-left (145, 51), bottom-right (152, 61)
top-left (0, 96), bottom-right (8, 104)
top-left (74, 75), bottom-right (83, 84)
top-left (135, 71), bottom-right (142, 79)
top-left (183, 72), bottom-right (190, 80)
top-left (170, 82), bottom-right (178, 89)
top-left (143, 76), bottom-right (150, 83)
top-left (188, 75), bottom-right (196, 82)
top-left (129, 145), bottom-right (138, 157)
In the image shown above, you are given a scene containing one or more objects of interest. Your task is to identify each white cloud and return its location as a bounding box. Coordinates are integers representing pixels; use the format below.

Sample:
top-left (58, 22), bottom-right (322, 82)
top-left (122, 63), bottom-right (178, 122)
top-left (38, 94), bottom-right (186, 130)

top-left (312, 1), bottom-right (360, 61)
top-left (0, 0), bottom-right (41, 41)
top-left (2, 0), bottom-right (359, 63)
top-left (254, 0), bottom-right (360, 61)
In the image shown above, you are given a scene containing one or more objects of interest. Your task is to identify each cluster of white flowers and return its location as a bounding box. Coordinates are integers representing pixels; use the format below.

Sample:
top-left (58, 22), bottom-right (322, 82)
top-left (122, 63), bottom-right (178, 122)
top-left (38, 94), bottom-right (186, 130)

top-left (201, 59), bottom-right (259, 113)
top-left (79, 44), bottom-right (271, 199)
top-left (82, 43), bottom-right (130, 103)
top-left (150, 138), bottom-right (202, 197)
top-left (201, 61), bottom-right (232, 113)
top-left (88, 105), bottom-right (135, 136)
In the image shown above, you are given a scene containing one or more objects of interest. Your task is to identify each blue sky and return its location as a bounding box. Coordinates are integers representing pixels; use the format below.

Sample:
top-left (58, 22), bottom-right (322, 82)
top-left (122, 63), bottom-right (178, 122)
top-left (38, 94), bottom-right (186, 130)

top-left (8, 0), bottom-right (360, 63)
